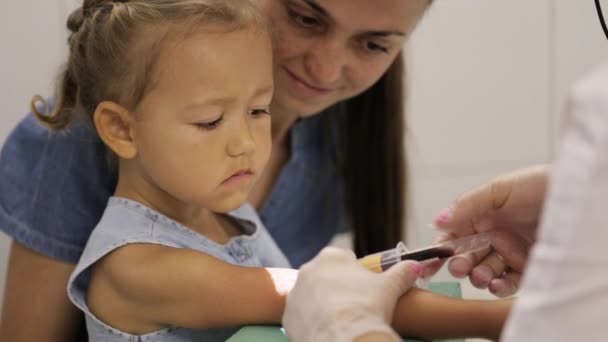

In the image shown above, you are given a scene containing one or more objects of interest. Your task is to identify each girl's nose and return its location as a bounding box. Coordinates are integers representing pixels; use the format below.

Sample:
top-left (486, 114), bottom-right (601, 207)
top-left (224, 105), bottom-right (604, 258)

top-left (226, 119), bottom-right (255, 157)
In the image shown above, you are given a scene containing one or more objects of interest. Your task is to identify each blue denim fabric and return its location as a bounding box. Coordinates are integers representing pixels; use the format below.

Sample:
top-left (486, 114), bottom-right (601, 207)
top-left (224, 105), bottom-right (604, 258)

top-left (68, 197), bottom-right (290, 342)
top-left (0, 114), bottom-right (115, 262)
top-left (259, 112), bottom-right (346, 266)
top-left (0, 110), bottom-right (345, 267)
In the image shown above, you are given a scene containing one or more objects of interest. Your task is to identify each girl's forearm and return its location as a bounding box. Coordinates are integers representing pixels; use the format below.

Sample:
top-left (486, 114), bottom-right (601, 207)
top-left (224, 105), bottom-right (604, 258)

top-left (231, 267), bottom-right (297, 324)
top-left (355, 331), bottom-right (400, 342)
top-left (391, 288), bottom-right (512, 341)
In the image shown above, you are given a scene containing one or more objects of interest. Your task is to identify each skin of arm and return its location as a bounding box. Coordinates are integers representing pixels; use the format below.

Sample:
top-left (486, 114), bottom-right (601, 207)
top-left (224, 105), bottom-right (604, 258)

top-left (86, 243), bottom-right (296, 334)
top-left (355, 331), bottom-right (399, 342)
top-left (391, 288), bottom-right (513, 341)
top-left (0, 240), bottom-right (84, 342)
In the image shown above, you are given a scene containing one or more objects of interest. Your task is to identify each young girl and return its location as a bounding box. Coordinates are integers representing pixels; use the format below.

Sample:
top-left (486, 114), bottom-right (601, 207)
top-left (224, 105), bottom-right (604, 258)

top-left (35, 1), bottom-right (294, 341)
top-left (35, 0), bottom-right (509, 341)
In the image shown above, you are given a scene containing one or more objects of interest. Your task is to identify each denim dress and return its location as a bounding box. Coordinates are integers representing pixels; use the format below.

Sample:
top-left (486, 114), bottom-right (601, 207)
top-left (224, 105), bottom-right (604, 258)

top-left (67, 197), bottom-right (291, 342)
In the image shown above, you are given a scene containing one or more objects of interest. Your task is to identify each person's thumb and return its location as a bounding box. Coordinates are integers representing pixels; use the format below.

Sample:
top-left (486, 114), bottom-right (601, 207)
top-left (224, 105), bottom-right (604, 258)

top-left (435, 179), bottom-right (509, 235)
top-left (382, 261), bottom-right (423, 295)
top-left (435, 189), bottom-right (488, 231)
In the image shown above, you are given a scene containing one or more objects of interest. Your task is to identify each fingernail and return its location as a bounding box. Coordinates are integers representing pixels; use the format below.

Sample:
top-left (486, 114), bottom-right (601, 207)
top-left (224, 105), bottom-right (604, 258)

top-left (471, 267), bottom-right (492, 289)
top-left (489, 282), bottom-right (508, 298)
top-left (409, 263), bottom-right (424, 277)
top-left (448, 258), bottom-right (470, 278)
top-left (434, 207), bottom-right (454, 225)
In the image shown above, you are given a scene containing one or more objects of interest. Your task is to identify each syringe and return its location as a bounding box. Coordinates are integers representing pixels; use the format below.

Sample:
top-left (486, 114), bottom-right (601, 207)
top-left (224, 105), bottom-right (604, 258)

top-left (358, 232), bottom-right (492, 273)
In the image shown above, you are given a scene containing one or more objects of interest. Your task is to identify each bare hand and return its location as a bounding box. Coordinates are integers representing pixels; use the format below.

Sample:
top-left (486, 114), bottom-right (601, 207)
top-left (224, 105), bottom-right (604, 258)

top-left (433, 164), bottom-right (549, 297)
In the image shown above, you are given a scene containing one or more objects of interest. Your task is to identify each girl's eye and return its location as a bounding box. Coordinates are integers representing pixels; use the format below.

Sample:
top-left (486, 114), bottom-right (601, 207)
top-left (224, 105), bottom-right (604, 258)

top-left (195, 116), bottom-right (223, 130)
top-left (287, 8), bottom-right (321, 29)
top-left (364, 41), bottom-right (389, 54)
top-left (249, 108), bottom-right (271, 117)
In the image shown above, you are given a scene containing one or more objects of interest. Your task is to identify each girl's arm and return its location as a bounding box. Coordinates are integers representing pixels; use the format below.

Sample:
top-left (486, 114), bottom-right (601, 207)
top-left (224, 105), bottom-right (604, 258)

top-left (391, 288), bottom-right (513, 341)
top-left (87, 244), bottom-right (296, 333)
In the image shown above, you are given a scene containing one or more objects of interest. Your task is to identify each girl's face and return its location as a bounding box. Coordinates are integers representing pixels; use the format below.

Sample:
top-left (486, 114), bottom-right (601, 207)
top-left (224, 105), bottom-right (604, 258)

top-left (128, 28), bottom-right (274, 214)
top-left (259, 0), bottom-right (430, 117)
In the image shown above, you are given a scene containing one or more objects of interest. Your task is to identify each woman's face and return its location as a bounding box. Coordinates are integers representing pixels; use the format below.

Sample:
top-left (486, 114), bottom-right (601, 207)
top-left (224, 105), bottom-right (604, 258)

top-left (259, 0), bottom-right (430, 117)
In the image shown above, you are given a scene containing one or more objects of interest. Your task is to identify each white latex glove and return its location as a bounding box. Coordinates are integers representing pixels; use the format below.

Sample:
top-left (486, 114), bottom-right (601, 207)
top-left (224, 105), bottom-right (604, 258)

top-left (282, 247), bottom-right (422, 342)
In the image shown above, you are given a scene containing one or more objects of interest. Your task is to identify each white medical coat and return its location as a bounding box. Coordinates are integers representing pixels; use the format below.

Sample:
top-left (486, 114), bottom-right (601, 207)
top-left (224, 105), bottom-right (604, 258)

top-left (502, 61), bottom-right (608, 341)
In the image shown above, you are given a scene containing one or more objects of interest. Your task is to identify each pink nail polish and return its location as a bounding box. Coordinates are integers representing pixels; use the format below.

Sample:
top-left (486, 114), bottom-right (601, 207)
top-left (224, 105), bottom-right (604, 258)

top-left (434, 207), bottom-right (453, 225)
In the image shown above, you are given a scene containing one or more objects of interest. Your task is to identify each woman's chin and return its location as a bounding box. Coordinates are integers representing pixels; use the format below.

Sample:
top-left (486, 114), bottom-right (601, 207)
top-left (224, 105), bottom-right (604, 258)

top-left (272, 93), bottom-right (338, 118)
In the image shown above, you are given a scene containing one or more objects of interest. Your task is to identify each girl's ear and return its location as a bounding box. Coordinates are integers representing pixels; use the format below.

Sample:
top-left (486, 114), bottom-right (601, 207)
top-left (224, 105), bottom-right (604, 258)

top-left (93, 101), bottom-right (137, 159)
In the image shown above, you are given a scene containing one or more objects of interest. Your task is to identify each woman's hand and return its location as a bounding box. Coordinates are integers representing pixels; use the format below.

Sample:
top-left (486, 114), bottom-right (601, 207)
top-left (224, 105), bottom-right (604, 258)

top-left (282, 247), bottom-right (422, 342)
top-left (433, 164), bottom-right (550, 297)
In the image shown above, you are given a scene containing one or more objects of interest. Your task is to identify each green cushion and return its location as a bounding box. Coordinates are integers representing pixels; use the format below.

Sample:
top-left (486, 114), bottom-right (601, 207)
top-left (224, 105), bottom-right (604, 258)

top-left (227, 282), bottom-right (464, 342)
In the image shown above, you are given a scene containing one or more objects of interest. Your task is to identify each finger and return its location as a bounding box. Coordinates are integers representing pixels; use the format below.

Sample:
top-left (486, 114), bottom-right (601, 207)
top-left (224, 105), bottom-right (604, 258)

top-left (435, 176), bottom-right (514, 234)
top-left (316, 247), bottom-right (357, 263)
top-left (433, 231), bottom-right (455, 244)
top-left (421, 258), bottom-right (445, 278)
top-left (447, 247), bottom-right (491, 278)
top-left (489, 271), bottom-right (522, 297)
top-left (434, 186), bottom-right (493, 233)
top-left (420, 232), bottom-right (455, 278)
top-left (469, 251), bottom-right (507, 289)
top-left (488, 230), bottom-right (531, 273)
top-left (447, 256), bottom-right (472, 278)
top-left (383, 261), bottom-right (423, 294)
top-left (301, 247), bottom-right (356, 274)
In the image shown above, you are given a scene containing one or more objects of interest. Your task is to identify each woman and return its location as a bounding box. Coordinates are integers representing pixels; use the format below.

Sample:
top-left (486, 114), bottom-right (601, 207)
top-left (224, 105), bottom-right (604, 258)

top-left (0, 0), bottom-right (431, 341)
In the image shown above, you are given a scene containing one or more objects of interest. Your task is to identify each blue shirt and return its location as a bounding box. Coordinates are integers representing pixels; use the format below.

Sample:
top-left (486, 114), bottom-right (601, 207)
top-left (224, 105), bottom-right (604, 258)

top-left (68, 197), bottom-right (290, 342)
top-left (0, 111), bottom-right (346, 267)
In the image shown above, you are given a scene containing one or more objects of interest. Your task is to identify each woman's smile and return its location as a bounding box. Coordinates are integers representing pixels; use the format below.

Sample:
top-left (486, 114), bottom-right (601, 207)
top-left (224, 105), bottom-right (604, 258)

top-left (283, 67), bottom-right (336, 99)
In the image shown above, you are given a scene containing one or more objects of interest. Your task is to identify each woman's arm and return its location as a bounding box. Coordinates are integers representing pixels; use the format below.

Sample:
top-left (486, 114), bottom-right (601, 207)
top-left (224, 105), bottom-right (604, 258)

top-left (87, 243), bottom-right (297, 333)
top-left (392, 288), bottom-right (513, 341)
top-left (0, 240), bottom-right (83, 342)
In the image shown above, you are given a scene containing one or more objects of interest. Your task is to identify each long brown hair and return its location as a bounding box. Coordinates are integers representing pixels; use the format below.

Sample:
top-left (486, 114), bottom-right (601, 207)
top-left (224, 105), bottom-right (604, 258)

top-left (340, 52), bottom-right (406, 256)
top-left (33, 0), bottom-right (268, 130)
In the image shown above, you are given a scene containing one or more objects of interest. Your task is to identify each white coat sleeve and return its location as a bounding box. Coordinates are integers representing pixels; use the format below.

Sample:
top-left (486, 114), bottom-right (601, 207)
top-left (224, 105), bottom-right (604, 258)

top-left (501, 61), bottom-right (608, 341)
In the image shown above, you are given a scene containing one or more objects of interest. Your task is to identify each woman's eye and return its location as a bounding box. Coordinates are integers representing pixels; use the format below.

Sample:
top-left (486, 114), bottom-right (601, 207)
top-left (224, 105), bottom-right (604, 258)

top-left (249, 108), bottom-right (271, 117)
top-left (364, 41), bottom-right (389, 54)
top-left (287, 8), bottom-right (320, 29)
top-left (195, 117), bottom-right (223, 130)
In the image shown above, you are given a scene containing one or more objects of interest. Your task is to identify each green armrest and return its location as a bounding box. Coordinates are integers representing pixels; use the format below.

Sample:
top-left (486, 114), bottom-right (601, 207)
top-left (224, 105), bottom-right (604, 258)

top-left (227, 282), bottom-right (464, 342)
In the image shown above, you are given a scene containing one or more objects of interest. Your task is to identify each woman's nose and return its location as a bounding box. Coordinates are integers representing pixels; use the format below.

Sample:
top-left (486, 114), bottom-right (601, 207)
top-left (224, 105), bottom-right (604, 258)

top-left (304, 38), bottom-right (346, 86)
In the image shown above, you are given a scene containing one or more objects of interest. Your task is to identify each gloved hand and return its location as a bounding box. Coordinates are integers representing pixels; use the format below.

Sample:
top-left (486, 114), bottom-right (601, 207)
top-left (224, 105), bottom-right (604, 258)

top-left (433, 164), bottom-right (549, 297)
top-left (282, 247), bottom-right (422, 342)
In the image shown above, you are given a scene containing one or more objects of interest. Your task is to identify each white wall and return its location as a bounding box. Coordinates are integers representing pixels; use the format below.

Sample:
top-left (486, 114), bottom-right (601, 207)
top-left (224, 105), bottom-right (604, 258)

top-left (552, 0), bottom-right (608, 138)
top-left (0, 0), bottom-right (606, 328)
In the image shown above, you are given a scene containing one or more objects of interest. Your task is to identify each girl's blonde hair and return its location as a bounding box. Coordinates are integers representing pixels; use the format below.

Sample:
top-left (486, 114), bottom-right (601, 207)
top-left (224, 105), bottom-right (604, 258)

top-left (34, 0), bottom-right (268, 130)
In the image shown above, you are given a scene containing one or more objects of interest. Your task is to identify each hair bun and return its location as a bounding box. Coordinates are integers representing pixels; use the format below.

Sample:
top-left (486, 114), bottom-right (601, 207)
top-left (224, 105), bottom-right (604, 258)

top-left (66, 0), bottom-right (102, 35)
top-left (67, 0), bottom-right (129, 35)
top-left (66, 7), bottom-right (85, 34)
